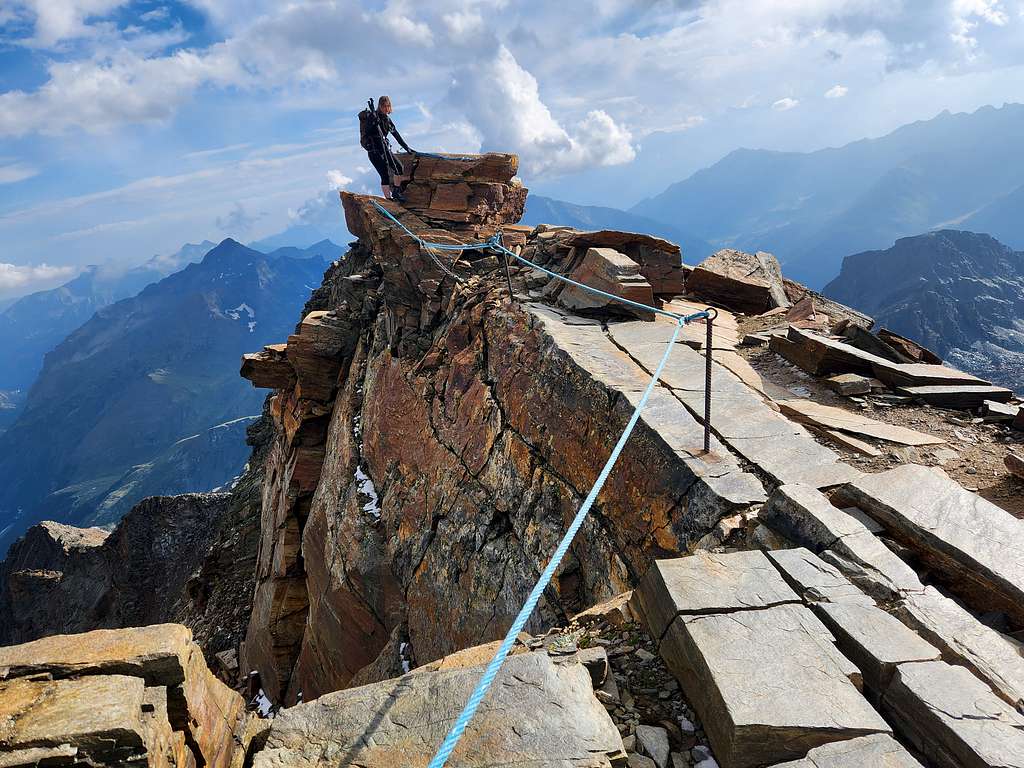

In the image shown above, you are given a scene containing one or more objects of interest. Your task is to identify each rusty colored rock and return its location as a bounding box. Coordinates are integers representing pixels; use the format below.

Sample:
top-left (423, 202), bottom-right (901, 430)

top-left (686, 249), bottom-right (789, 314)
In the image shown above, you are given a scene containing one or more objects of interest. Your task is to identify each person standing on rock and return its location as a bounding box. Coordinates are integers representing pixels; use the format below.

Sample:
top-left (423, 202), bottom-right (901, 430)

top-left (360, 95), bottom-right (412, 203)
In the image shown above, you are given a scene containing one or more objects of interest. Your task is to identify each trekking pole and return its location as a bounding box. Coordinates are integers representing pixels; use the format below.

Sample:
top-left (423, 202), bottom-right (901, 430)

top-left (704, 308), bottom-right (717, 453)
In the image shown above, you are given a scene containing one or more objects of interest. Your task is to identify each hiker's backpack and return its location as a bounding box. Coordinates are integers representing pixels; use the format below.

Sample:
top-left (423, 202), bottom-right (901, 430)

top-left (359, 108), bottom-right (377, 151)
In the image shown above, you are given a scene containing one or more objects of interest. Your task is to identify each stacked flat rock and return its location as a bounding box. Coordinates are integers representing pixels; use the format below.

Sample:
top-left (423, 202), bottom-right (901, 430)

top-left (392, 151), bottom-right (527, 230)
top-left (0, 625), bottom-right (249, 768)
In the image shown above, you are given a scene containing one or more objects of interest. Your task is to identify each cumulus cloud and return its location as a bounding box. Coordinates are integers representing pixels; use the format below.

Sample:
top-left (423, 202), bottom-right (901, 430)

top-left (326, 169), bottom-right (353, 189)
top-left (824, 84), bottom-right (849, 99)
top-left (12, 0), bottom-right (129, 46)
top-left (0, 262), bottom-right (77, 295)
top-left (447, 45), bottom-right (635, 176)
top-left (772, 97), bottom-right (800, 111)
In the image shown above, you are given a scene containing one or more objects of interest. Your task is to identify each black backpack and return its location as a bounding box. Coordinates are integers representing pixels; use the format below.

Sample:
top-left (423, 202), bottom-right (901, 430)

top-left (358, 108), bottom-right (375, 150)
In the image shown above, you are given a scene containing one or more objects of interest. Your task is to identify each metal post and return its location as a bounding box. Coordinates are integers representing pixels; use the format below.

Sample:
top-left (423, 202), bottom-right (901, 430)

top-left (499, 234), bottom-right (514, 298)
top-left (704, 309), bottom-right (716, 453)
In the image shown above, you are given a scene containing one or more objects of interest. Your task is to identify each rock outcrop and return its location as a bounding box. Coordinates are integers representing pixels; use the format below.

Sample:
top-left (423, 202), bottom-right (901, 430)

top-left (237, 153), bottom-right (772, 705)
top-left (0, 625), bottom-right (250, 768)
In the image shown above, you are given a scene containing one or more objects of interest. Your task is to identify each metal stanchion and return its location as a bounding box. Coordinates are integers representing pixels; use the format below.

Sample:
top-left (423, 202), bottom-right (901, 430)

top-left (704, 308), bottom-right (717, 453)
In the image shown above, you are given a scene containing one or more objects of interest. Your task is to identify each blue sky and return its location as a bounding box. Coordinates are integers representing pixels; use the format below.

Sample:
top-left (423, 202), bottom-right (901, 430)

top-left (1, 0), bottom-right (1023, 299)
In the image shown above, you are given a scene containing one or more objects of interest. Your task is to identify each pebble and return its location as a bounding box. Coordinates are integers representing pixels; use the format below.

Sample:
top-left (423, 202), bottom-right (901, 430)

top-left (635, 648), bottom-right (656, 662)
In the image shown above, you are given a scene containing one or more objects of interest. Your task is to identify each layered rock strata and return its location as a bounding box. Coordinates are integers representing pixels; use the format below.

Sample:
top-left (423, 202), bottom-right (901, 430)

top-left (0, 625), bottom-right (250, 768)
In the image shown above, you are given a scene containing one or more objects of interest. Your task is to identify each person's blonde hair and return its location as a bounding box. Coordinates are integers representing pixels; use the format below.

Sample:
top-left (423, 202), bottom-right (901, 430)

top-left (377, 95), bottom-right (392, 112)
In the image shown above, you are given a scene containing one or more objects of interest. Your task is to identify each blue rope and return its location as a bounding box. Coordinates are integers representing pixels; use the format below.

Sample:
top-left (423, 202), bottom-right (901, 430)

top-left (369, 200), bottom-right (708, 323)
top-left (366, 196), bottom-right (710, 767)
top-left (426, 317), bottom-right (687, 768)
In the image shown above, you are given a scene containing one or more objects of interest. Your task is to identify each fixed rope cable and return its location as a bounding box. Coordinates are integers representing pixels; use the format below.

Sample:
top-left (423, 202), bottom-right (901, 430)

top-left (368, 197), bottom-right (712, 768)
top-left (370, 200), bottom-right (707, 324)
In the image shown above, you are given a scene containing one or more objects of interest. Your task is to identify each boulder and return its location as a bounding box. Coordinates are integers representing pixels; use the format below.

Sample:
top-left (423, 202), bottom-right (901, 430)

top-left (899, 384), bottom-right (1015, 408)
top-left (566, 230), bottom-right (684, 295)
top-left (558, 247), bottom-right (656, 318)
top-left (253, 651), bottom-right (624, 767)
top-left (686, 249), bottom-right (789, 314)
top-left (840, 325), bottom-right (907, 363)
top-left (982, 400), bottom-right (1020, 422)
top-left (1007, 452), bottom-right (1024, 480)
top-left (826, 373), bottom-right (872, 396)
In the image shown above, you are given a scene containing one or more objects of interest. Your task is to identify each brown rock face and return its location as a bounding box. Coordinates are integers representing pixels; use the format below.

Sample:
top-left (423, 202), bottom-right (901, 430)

top-left (239, 154), bottom-right (756, 705)
top-left (0, 625), bottom-right (249, 768)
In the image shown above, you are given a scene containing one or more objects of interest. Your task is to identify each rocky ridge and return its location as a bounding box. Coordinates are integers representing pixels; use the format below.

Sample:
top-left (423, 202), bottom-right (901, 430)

top-left (3, 149), bottom-right (1024, 767)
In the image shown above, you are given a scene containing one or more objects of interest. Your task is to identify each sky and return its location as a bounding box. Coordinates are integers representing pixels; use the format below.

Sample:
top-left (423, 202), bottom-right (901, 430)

top-left (1, 0), bottom-right (1023, 299)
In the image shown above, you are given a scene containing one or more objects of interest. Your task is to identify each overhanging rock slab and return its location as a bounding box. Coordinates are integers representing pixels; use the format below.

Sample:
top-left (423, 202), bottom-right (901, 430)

top-left (660, 603), bottom-right (889, 768)
top-left (883, 660), bottom-right (1024, 768)
top-left (837, 464), bottom-right (1024, 622)
top-left (634, 550), bottom-right (800, 640)
top-left (252, 651), bottom-right (624, 768)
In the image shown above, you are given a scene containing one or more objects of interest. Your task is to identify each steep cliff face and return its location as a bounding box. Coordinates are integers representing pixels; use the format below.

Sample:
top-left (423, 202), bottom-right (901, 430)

top-left (238, 154), bottom-right (765, 703)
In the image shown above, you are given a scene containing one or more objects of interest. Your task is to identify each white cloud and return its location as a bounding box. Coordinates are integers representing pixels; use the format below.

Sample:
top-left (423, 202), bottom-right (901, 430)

top-left (14, 0), bottom-right (130, 46)
top-left (326, 169), bottom-right (353, 189)
top-left (772, 97), bottom-right (800, 111)
top-left (0, 162), bottom-right (39, 184)
top-left (447, 45), bottom-right (635, 176)
top-left (0, 262), bottom-right (77, 295)
top-left (824, 84), bottom-right (849, 99)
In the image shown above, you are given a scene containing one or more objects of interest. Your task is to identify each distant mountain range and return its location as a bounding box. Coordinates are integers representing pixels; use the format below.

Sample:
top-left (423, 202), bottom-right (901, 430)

top-left (825, 230), bottom-right (1024, 394)
top-left (0, 238), bottom-right (339, 554)
top-left (632, 103), bottom-right (1024, 288)
top-left (522, 195), bottom-right (715, 263)
top-left (0, 241), bottom-right (216, 431)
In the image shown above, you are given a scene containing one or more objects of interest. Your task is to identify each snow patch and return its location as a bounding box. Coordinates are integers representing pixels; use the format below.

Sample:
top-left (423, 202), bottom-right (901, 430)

top-left (399, 641), bottom-right (412, 674)
top-left (252, 688), bottom-right (275, 718)
top-left (355, 465), bottom-right (380, 520)
top-left (225, 303), bottom-right (257, 333)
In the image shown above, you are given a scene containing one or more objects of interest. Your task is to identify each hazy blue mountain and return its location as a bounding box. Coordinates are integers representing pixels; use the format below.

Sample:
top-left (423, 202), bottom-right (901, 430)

top-left (0, 239), bottom-right (334, 554)
top-left (522, 195), bottom-right (715, 263)
top-left (962, 183), bottom-right (1024, 251)
top-left (0, 241), bottom-right (216, 403)
top-left (632, 104), bottom-right (1024, 288)
top-left (250, 192), bottom-right (351, 252)
top-left (824, 230), bottom-right (1024, 393)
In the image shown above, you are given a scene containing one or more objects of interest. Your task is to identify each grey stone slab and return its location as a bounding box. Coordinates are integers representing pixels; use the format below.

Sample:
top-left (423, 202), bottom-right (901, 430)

top-left (766, 548), bottom-right (876, 606)
top-left (761, 484), bottom-right (923, 599)
top-left (660, 604), bottom-right (889, 768)
top-left (838, 464), bottom-right (1024, 622)
top-left (896, 586), bottom-right (1024, 712)
top-left (762, 485), bottom-right (869, 547)
top-left (607, 322), bottom-right (860, 490)
top-left (634, 550), bottom-right (801, 640)
top-left (529, 303), bottom-right (767, 513)
top-left (883, 660), bottom-right (1024, 768)
top-left (254, 651), bottom-right (624, 768)
top-left (812, 602), bottom-right (940, 693)
top-left (770, 734), bottom-right (924, 767)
